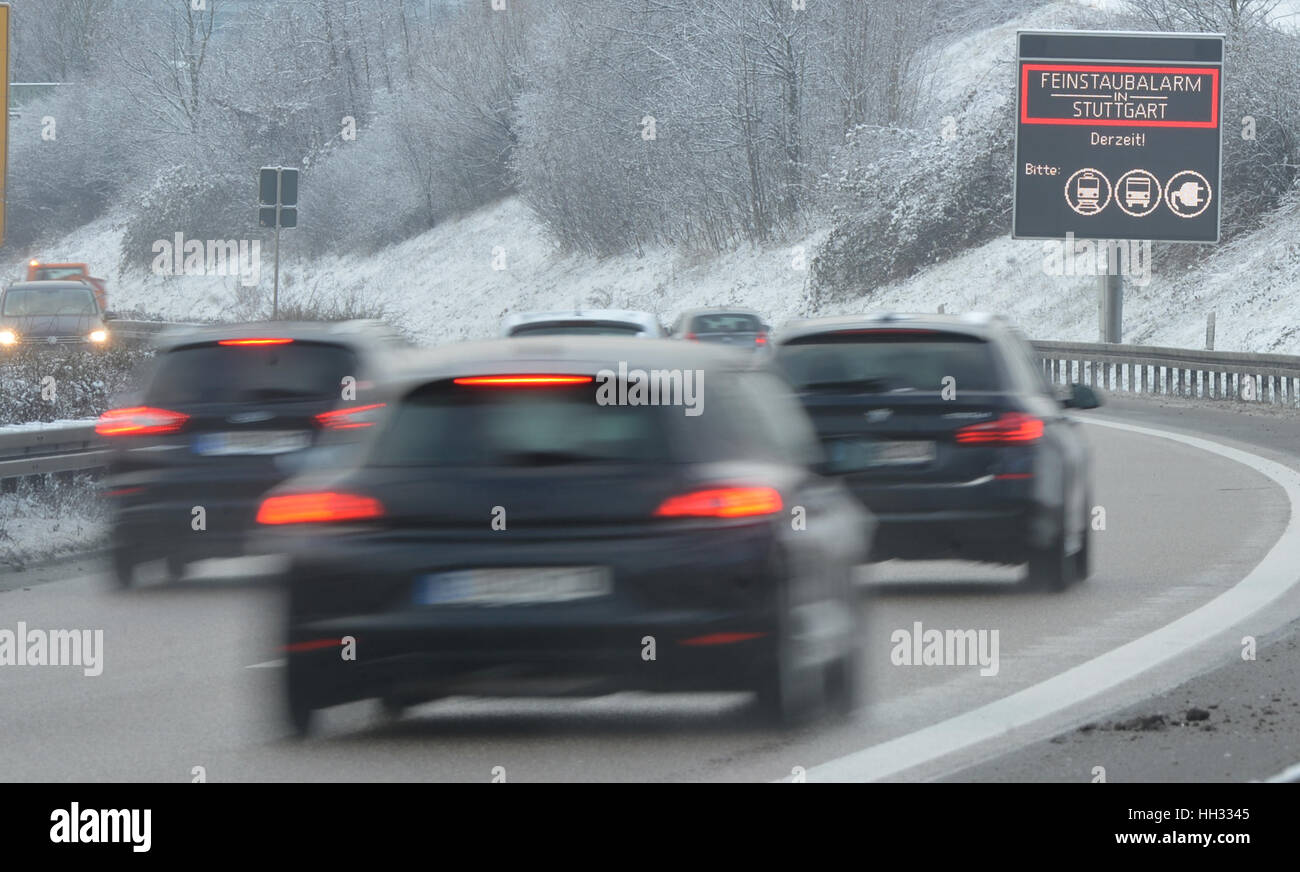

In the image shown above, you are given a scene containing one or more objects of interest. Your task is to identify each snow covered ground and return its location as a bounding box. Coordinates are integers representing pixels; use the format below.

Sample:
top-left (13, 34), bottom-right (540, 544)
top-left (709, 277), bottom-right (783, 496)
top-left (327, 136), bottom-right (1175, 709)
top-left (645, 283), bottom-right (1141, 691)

top-left (2, 0), bottom-right (1296, 355)
top-left (7, 185), bottom-right (1296, 354)
top-left (0, 482), bottom-right (106, 570)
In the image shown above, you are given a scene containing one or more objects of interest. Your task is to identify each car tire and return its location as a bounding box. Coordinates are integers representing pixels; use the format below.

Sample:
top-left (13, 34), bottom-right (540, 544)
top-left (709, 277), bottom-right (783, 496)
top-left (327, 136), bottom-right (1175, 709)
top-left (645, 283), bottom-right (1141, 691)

top-left (1027, 510), bottom-right (1077, 593)
top-left (1074, 492), bottom-right (1092, 580)
top-left (111, 549), bottom-right (135, 589)
top-left (824, 646), bottom-right (861, 719)
top-left (285, 662), bottom-right (316, 739)
top-left (165, 555), bottom-right (186, 584)
top-left (377, 696), bottom-right (406, 723)
top-left (1074, 520), bottom-right (1091, 581)
top-left (755, 579), bottom-right (823, 727)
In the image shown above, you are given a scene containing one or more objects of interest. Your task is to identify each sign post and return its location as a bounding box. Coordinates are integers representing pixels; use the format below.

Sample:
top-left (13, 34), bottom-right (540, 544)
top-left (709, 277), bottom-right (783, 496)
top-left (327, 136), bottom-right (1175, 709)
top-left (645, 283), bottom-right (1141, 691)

top-left (258, 167), bottom-right (299, 319)
top-left (1013, 31), bottom-right (1224, 342)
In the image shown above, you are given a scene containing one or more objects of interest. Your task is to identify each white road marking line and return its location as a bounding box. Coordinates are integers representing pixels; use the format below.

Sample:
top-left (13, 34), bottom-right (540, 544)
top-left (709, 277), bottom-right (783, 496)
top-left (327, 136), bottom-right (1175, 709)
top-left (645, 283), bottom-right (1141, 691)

top-left (1264, 761), bottom-right (1300, 783)
top-left (803, 416), bottom-right (1300, 782)
top-left (245, 659), bottom-right (286, 669)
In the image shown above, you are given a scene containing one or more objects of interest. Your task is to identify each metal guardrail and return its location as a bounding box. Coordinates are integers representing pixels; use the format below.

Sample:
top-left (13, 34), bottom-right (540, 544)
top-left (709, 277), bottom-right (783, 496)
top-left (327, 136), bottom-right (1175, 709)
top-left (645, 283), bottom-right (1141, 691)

top-left (107, 319), bottom-right (197, 340)
top-left (3, 337), bottom-right (1300, 482)
top-left (1032, 340), bottom-right (1300, 406)
top-left (0, 422), bottom-right (104, 481)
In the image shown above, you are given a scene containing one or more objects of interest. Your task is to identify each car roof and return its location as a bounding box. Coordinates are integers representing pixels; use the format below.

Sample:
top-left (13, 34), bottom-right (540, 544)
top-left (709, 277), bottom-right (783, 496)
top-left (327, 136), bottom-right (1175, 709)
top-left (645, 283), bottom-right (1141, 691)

top-left (502, 309), bottom-right (661, 332)
top-left (678, 307), bottom-right (765, 320)
top-left (4, 281), bottom-right (97, 294)
top-left (385, 336), bottom-right (760, 391)
top-left (775, 312), bottom-right (1012, 344)
top-left (153, 319), bottom-right (399, 352)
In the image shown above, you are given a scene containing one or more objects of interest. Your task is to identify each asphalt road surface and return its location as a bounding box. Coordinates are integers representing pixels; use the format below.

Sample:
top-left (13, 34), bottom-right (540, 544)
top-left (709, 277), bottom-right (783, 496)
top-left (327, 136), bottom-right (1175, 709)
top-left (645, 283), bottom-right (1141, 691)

top-left (2, 394), bottom-right (1299, 782)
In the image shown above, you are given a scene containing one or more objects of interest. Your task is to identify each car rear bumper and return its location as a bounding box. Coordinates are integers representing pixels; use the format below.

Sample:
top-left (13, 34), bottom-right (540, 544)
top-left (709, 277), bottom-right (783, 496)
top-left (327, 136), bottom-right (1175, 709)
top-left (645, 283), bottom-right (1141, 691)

top-left (280, 522), bottom-right (852, 706)
top-left (288, 606), bottom-right (779, 705)
top-left (847, 476), bottom-right (1058, 563)
top-left (110, 497), bottom-right (271, 565)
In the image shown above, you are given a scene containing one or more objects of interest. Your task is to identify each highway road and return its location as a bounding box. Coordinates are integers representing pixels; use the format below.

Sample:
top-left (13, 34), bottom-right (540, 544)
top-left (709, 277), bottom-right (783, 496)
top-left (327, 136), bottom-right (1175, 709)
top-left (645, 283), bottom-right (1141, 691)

top-left (2, 397), bottom-right (1299, 782)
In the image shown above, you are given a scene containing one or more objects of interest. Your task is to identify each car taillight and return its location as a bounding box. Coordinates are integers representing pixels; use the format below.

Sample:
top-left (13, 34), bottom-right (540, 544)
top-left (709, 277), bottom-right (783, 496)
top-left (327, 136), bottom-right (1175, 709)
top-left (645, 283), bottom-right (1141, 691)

top-left (217, 338), bottom-right (294, 346)
top-left (316, 403), bottom-right (387, 430)
top-left (95, 406), bottom-right (190, 436)
top-left (256, 492), bottom-right (384, 525)
top-left (755, 332), bottom-right (768, 345)
top-left (954, 412), bottom-right (1044, 444)
top-left (453, 375), bottom-right (593, 387)
top-left (685, 332), bottom-right (698, 340)
top-left (654, 486), bottom-right (783, 518)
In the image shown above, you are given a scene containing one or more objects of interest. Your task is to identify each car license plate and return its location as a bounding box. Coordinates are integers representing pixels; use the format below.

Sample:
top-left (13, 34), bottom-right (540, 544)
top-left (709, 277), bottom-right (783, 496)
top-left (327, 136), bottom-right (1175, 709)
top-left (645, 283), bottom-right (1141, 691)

top-left (870, 440), bottom-right (935, 466)
top-left (192, 431), bottom-right (310, 456)
top-left (414, 567), bottom-right (612, 606)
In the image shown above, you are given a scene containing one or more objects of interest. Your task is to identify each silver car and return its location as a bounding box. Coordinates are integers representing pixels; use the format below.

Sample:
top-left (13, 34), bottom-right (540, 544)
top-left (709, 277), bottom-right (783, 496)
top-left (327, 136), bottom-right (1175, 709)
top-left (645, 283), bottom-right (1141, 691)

top-left (501, 309), bottom-right (664, 339)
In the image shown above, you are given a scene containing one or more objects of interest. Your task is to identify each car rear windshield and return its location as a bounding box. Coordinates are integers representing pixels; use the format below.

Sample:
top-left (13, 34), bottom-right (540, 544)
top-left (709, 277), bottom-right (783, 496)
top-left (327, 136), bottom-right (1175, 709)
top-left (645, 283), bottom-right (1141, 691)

top-left (510, 321), bottom-right (645, 337)
top-left (371, 381), bottom-right (676, 466)
top-left (2, 287), bottom-right (97, 317)
top-left (145, 341), bottom-right (357, 406)
top-left (691, 313), bottom-right (762, 333)
top-left (32, 267), bottom-right (87, 281)
top-left (777, 331), bottom-right (1002, 392)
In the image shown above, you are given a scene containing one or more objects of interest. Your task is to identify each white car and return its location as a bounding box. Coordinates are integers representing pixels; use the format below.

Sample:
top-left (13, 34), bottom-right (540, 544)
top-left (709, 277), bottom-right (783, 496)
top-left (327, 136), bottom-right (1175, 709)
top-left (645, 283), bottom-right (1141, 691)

top-left (501, 309), bottom-right (664, 339)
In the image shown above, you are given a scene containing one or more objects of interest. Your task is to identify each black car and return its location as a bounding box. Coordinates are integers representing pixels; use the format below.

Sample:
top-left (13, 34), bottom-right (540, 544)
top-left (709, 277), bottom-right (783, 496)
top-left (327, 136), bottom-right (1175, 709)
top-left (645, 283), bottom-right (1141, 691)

top-left (774, 313), bottom-right (1099, 591)
top-left (0, 281), bottom-right (114, 351)
top-left (98, 320), bottom-right (407, 586)
top-left (258, 337), bottom-right (873, 734)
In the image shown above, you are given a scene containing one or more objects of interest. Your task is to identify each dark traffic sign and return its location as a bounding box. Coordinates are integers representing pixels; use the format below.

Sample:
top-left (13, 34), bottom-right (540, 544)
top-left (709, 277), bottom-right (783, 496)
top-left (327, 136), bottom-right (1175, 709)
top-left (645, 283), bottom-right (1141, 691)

top-left (258, 166), bottom-right (300, 229)
top-left (1013, 31), bottom-right (1223, 243)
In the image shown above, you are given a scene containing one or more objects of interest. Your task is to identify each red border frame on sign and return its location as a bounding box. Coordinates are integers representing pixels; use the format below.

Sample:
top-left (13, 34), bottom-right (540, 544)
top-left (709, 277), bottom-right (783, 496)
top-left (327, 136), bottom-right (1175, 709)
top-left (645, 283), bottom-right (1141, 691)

top-left (1020, 63), bottom-right (1220, 128)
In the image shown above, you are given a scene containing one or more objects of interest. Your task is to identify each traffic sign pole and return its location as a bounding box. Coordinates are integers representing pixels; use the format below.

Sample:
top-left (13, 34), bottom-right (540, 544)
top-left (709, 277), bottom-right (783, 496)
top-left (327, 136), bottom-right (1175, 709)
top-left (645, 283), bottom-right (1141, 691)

top-left (273, 168), bottom-right (282, 320)
top-left (1100, 245), bottom-right (1122, 343)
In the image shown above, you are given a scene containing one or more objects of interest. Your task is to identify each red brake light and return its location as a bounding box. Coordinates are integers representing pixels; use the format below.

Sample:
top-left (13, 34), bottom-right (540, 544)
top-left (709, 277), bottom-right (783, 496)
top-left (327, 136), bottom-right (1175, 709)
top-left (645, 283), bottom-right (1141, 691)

top-left (755, 332), bottom-right (768, 345)
top-left (829, 328), bottom-right (939, 336)
top-left (217, 338), bottom-right (294, 346)
top-left (685, 332), bottom-right (698, 340)
top-left (95, 406), bottom-right (189, 436)
top-left (655, 487), bottom-right (783, 519)
top-left (955, 413), bottom-right (1044, 444)
top-left (316, 403), bottom-right (386, 430)
top-left (256, 492), bottom-right (384, 525)
top-left (453, 375), bottom-right (593, 387)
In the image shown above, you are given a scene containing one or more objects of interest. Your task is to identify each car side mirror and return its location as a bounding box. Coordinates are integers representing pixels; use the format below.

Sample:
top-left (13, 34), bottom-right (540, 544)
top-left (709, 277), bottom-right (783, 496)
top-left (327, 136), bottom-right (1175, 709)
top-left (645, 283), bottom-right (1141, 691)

top-left (1062, 383), bottom-right (1101, 410)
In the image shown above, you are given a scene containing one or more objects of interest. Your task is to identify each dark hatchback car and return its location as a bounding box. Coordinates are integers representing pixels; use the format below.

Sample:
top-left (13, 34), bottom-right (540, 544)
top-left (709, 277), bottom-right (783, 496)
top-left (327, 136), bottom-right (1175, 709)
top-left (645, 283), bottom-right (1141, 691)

top-left (0, 282), bottom-right (114, 351)
top-left (257, 337), bottom-right (873, 734)
top-left (775, 313), bottom-right (1099, 591)
top-left (98, 321), bottom-right (406, 586)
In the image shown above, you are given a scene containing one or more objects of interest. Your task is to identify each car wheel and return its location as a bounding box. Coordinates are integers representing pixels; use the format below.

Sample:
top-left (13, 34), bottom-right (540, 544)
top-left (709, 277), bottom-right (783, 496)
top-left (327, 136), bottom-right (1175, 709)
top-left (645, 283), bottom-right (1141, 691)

top-left (1074, 519), bottom-right (1091, 581)
top-left (1027, 510), bottom-right (1077, 592)
top-left (755, 580), bottom-right (823, 727)
top-left (165, 555), bottom-right (186, 584)
top-left (377, 696), bottom-right (406, 723)
top-left (285, 662), bottom-right (316, 738)
top-left (824, 645), bottom-right (861, 719)
top-left (111, 549), bottom-right (135, 589)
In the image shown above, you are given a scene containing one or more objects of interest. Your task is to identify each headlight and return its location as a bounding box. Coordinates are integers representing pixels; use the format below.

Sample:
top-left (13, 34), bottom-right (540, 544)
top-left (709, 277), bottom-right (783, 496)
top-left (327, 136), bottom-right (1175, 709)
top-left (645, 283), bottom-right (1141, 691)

top-left (89, 330), bottom-right (108, 343)
top-left (0, 330), bottom-right (16, 346)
